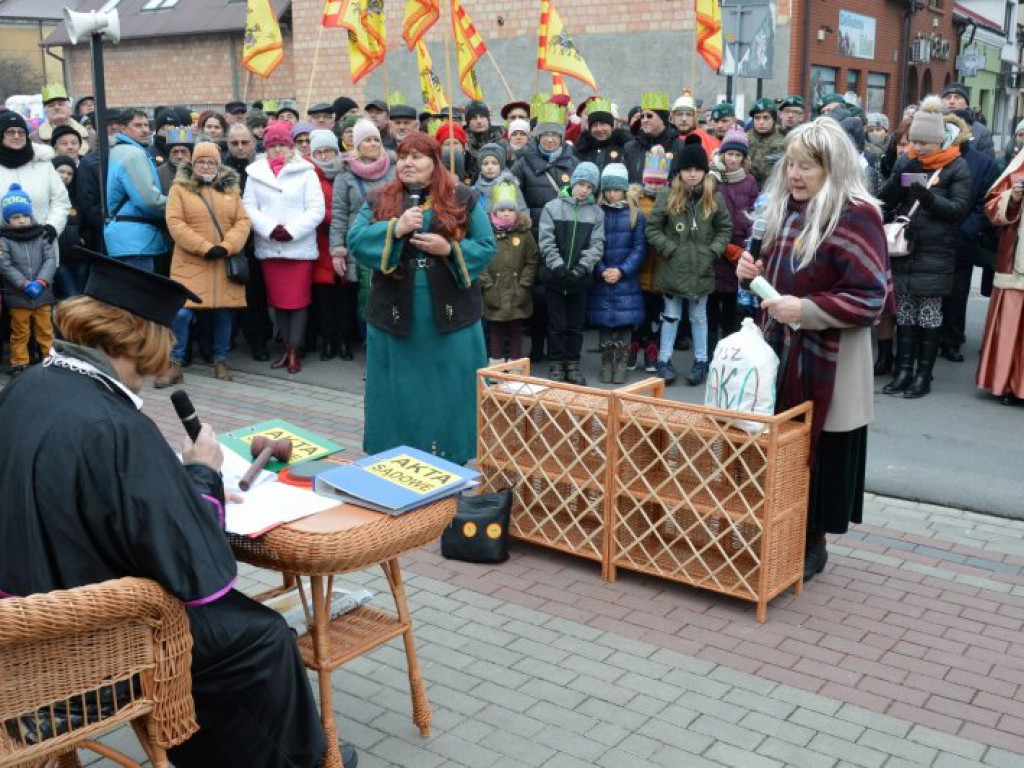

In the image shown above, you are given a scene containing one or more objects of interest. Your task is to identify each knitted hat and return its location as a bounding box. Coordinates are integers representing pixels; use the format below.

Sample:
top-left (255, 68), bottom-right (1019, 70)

top-left (491, 179), bottom-right (519, 211)
top-left (719, 126), bottom-right (749, 156)
top-left (52, 155), bottom-right (76, 181)
top-left (941, 83), bottom-right (970, 102)
top-left (642, 147), bottom-right (669, 185)
top-left (153, 107), bottom-right (180, 129)
top-left (50, 124), bottom-right (83, 148)
top-left (674, 134), bottom-right (709, 173)
top-left (478, 142), bottom-right (506, 167)
top-left (340, 114), bottom-right (361, 132)
top-left (908, 96), bottom-right (945, 144)
top-left (332, 96), bottom-right (359, 118)
top-left (570, 161), bottom-right (600, 191)
top-left (434, 121), bottom-right (468, 146)
top-left (191, 141), bottom-right (221, 166)
top-left (0, 110), bottom-right (28, 137)
top-left (600, 163), bottom-right (629, 192)
top-left (507, 118), bottom-right (531, 138)
top-left (672, 94), bottom-right (697, 114)
top-left (245, 109), bottom-right (269, 131)
top-left (2, 183), bottom-right (33, 221)
top-left (464, 100), bottom-right (490, 122)
top-left (262, 120), bottom-right (294, 148)
top-left (290, 121), bottom-right (315, 139)
top-left (866, 113), bottom-right (889, 130)
top-left (353, 118), bottom-right (381, 149)
top-left (310, 129), bottom-right (339, 153)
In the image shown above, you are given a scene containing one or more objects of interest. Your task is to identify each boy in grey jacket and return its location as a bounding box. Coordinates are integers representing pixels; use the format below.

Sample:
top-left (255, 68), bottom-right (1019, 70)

top-left (538, 162), bottom-right (605, 385)
top-left (1, 183), bottom-right (57, 375)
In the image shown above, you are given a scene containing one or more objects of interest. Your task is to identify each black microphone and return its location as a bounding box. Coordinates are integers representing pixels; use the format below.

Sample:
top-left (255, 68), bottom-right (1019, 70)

top-left (741, 217), bottom-right (768, 290)
top-left (407, 184), bottom-right (423, 236)
top-left (170, 389), bottom-right (202, 443)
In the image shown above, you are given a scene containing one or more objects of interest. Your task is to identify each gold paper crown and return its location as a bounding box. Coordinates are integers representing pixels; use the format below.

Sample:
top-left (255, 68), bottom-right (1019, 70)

top-left (41, 83), bottom-right (68, 103)
top-left (491, 182), bottom-right (519, 209)
top-left (586, 97), bottom-right (612, 116)
top-left (530, 93), bottom-right (551, 118)
top-left (641, 92), bottom-right (670, 111)
top-left (535, 102), bottom-right (566, 126)
top-left (262, 99), bottom-right (279, 114)
top-left (426, 118), bottom-right (444, 137)
top-left (388, 91), bottom-right (407, 107)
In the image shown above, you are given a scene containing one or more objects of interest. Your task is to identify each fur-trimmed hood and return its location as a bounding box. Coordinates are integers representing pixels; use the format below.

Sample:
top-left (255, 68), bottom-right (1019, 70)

top-left (493, 211), bottom-right (533, 237)
top-left (173, 162), bottom-right (241, 195)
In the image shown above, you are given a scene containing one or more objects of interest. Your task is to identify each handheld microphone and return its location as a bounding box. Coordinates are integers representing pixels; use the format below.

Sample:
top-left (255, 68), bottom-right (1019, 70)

top-left (741, 217), bottom-right (768, 290)
top-left (407, 184), bottom-right (423, 236)
top-left (170, 389), bottom-right (202, 443)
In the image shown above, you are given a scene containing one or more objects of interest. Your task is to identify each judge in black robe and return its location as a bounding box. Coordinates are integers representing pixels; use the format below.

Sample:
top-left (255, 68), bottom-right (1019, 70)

top-left (0, 256), bottom-right (329, 768)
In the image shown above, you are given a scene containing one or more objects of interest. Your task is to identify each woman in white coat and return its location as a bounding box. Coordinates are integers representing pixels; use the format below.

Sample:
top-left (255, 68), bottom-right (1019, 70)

top-left (0, 110), bottom-right (70, 251)
top-left (242, 120), bottom-right (325, 373)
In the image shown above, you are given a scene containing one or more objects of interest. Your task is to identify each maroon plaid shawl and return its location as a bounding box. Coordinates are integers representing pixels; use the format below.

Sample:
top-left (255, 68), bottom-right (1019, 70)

top-left (761, 198), bottom-right (892, 461)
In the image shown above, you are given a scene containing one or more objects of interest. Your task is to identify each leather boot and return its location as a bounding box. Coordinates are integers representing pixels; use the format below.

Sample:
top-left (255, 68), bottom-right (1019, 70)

top-left (904, 327), bottom-right (940, 399)
top-left (286, 347), bottom-right (301, 374)
top-left (803, 534), bottom-right (828, 582)
top-left (154, 362), bottom-right (183, 389)
top-left (338, 342), bottom-right (354, 361)
top-left (320, 343), bottom-right (337, 361)
top-left (611, 339), bottom-right (629, 385)
top-left (549, 361), bottom-right (565, 382)
top-left (873, 338), bottom-right (893, 376)
top-left (883, 326), bottom-right (917, 394)
top-left (565, 360), bottom-right (587, 386)
top-left (598, 342), bottom-right (614, 383)
top-left (270, 347), bottom-right (289, 369)
top-left (213, 362), bottom-right (232, 381)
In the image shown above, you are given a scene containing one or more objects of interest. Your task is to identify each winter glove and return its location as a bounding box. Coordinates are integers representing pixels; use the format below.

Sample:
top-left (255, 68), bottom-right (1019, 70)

top-left (907, 182), bottom-right (933, 206)
top-left (43, 225), bottom-right (58, 244)
top-left (204, 245), bottom-right (228, 260)
top-left (23, 281), bottom-right (44, 299)
top-left (901, 158), bottom-right (924, 175)
top-left (552, 264), bottom-right (569, 280)
top-left (570, 265), bottom-right (589, 282)
top-left (269, 225), bottom-right (293, 242)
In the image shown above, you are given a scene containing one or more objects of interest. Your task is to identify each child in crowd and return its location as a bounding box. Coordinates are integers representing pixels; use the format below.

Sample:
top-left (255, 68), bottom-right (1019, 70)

top-left (630, 147), bottom-right (670, 373)
top-left (645, 135), bottom-right (732, 386)
top-left (51, 156), bottom-right (87, 298)
top-left (587, 163), bottom-right (647, 384)
top-left (0, 184), bottom-right (57, 376)
top-left (479, 180), bottom-right (538, 364)
top-left (538, 161), bottom-right (605, 385)
top-left (708, 127), bottom-right (759, 350)
top-left (473, 144), bottom-right (526, 212)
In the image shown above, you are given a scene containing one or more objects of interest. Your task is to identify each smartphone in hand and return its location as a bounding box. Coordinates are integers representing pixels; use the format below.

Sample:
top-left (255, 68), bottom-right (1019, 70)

top-left (901, 172), bottom-right (928, 187)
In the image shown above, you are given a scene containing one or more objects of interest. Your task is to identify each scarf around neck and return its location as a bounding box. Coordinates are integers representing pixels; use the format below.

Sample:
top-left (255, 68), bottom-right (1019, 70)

top-left (0, 141), bottom-right (34, 169)
top-left (345, 151), bottom-right (391, 181)
top-left (268, 154), bottom-right (287, 176)
top-left (908, 143), bottom-right (961, 171)
top-left (711, 155), bottom-right (747, 184)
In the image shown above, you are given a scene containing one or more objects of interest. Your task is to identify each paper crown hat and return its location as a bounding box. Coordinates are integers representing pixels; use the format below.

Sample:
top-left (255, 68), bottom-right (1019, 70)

top-left (165, 127), bottom-right (195, 147)
top-left (491, 182), bottom-right (519, 211)
top-left (585, 97), bottom-right (613, 117)
top-left (534, 102), bottom-right (566, 126)
top-left (530, 93), bottom-right (551, 118)
top-left (426, 118), bottom-right (444, 137)
top-left (387, 91), bottom-right (406, 107)
top-left (261, 99), bottom-right (280, 114)
top-left (641, 92), bottom-right (670, 112)
top-left (41, 83), bottom-right (69, 104)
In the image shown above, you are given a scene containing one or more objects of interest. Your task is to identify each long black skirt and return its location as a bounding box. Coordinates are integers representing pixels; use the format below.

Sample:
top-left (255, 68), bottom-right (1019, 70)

top-left (807, 426), bottom-right (868, 535)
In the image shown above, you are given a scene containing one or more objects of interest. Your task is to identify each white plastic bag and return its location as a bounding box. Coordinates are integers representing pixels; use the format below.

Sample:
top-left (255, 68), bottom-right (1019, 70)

top-left (704, 318), bottom-right (779, 433)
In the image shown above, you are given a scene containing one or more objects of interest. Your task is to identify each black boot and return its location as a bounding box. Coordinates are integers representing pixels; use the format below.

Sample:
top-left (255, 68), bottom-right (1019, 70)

top-left (803, 534), bottom-right (828, 582)
top-left (598, 341), bottom-right (614, 383)
top-left (549, 361), bottom-right (565, 382)
top-left (338, 342), bottom-right (354, 360)
top-left (564, 360), bottom-right (587, 386)
top-left (320, 343), bottom-right (337, 361)
top-left (873, 338), bottom-right (893, 376)
top-left (883, 326), bottom-right (917, 394)
top-left (904, 327), bottom-right (941, 399)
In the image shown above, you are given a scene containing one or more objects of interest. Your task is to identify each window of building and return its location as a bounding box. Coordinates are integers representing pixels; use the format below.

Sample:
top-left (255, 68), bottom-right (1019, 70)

top-left (811, 66), bottom-right (838, 105)
top-left (141, 0), bottom-right (179, 9)
top-left (846, 70), bottom-right (860, 102)
top-left (866, 72), bottom-right (887, 115)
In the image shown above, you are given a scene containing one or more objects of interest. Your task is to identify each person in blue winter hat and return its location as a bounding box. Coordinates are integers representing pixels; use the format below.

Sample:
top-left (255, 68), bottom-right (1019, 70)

top-left (0, 183), bottom-right (57, 375)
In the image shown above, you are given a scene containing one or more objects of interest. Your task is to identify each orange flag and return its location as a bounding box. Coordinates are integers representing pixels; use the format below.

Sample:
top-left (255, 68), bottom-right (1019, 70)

top-left (337, 0), bottom-right (385, 84)
top-left (242, 0), bottom-right (284, 78)
top-left (451, 0), bottom-right (486, 100)
top-left (551, 72), bottom-right (569, 98)
top-left (322, 0), bottom-right (344, 26)
top-left (537, 0), bottom-right (596, 90)
top-left (403, 0), bottom-right (440, 50)
top-left (696, 0), bottom-right (724, 72)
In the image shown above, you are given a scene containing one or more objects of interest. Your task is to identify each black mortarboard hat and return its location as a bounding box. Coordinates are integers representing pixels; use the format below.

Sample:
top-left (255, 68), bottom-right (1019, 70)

top-left (82, 250), bottom-right (200, 326)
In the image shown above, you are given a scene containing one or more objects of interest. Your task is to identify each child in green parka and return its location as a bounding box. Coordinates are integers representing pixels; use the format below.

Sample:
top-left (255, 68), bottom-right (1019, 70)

top-left (479, 180), bottom-right (538, 363)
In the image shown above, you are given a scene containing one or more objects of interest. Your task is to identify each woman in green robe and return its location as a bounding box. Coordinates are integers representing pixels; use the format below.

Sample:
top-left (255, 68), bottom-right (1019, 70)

top-left (348, 132), bottom-right (496, 464)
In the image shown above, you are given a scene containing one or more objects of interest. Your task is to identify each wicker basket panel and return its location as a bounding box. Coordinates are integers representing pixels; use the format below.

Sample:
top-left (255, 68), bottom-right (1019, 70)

top-left (294, 605), bottom-right (406, 670)
top-left (510, 475), bottom-right (604, 559)
top-left (479, 394), bottom-right (532, 464)
top-left (761, 507), bottom-right (806, 599)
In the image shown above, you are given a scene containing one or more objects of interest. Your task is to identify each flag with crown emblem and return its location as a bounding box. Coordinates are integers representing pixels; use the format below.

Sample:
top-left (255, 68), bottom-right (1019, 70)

top-left (336, 0), bottom-right (386, 84)
top-left (243, 0), bottom-right (284, 77)
top-left (416, 41), bottom-right (449, 113)
top-left (451, 0), bottom-right (486, 100)
top-left (537, 0), bottom-right (596, 90)
top-left (403, 0), bottom-right (440, 49)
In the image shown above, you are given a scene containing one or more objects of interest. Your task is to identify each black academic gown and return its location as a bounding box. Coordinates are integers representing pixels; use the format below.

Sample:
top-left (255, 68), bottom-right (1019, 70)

top-left (0, 344), bottom-right (325, 768)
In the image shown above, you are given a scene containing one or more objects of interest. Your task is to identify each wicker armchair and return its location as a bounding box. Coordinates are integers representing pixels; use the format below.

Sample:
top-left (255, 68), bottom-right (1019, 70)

top-left (0, 577), bottom-right (197, 768)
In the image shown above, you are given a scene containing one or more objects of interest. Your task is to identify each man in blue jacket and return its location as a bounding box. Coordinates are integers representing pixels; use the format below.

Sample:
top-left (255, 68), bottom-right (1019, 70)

top-left (104, 108), bottom-right (168, 272)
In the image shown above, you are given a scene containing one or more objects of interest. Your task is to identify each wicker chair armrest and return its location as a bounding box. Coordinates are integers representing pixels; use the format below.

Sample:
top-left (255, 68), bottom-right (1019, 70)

top-left (0, 577), bottom-right (198, 749)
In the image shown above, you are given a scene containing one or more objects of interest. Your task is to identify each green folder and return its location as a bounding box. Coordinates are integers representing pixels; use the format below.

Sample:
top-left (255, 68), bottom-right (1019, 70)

top-left (219, 419), bottom-right (344, 473)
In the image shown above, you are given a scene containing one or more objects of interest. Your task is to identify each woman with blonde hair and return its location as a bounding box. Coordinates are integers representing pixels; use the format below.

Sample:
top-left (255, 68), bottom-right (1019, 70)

top-left (737, 117), bottom-right (890, 581)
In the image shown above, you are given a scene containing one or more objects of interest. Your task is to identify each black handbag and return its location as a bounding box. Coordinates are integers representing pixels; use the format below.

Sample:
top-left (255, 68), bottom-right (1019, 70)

top-left (441, 488), bottom-right (513, 563)
top-left (225, 253), bottom-right (249, 284)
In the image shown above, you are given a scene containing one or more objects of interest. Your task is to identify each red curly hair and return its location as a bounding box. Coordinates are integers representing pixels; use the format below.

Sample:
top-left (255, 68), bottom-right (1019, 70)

top-left (372, 132), bottom-right (468, 238)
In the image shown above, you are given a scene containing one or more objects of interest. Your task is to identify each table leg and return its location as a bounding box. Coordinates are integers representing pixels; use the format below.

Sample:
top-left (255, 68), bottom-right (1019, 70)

top-left (309, 574), bottom-right (344, 768)
top-left (381, 558), bottom-right (432, 737)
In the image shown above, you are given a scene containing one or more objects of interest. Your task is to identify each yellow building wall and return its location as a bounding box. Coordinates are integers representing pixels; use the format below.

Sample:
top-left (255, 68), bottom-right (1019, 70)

top-left (0, 22), bottom-right (64, 90)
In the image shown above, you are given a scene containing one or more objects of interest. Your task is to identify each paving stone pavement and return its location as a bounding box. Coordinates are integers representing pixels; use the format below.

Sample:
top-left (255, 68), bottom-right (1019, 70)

top-left (65, 367), bottom-right (1024, 767)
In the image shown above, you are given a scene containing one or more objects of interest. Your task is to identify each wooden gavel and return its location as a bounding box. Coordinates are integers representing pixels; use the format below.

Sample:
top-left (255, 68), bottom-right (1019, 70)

top-left (238, 436), bottom-right (293, 491)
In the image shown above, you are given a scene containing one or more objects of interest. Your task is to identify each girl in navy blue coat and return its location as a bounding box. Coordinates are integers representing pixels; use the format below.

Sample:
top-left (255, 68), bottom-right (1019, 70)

top-left (587, 163), bottom-right (647, 383)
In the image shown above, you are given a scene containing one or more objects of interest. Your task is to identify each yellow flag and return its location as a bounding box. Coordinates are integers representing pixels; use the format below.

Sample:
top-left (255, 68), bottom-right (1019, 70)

top-left (696, 0), bottom-right (724, 71)
top-left (537, 0), bottom-right (596, 91)
top-left (416, 41), bottom-right (449, 113)
top-left (551, 72), bottom-right (569, 98)
top-left (242, 0), bottom-right (284, 78)
top-left (361, 0), bottom-right (386, 53)
top-left (338, 0), bottom-right (385, 84)
top-left (451, 0), bottom-right (486, 100)
top-left (403, 0), bottom-right (440, 50)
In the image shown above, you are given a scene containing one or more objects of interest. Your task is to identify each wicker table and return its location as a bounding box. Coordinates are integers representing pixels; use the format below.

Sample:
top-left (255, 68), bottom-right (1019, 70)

top-left (228, 497), bottom-right (457, 768)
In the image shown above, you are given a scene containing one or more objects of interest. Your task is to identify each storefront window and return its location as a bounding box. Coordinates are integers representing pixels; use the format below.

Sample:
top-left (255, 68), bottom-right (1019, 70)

top-left (811, 66), bottom-right (838, 105)
top-left (866, 72), bottom-right (887, 115)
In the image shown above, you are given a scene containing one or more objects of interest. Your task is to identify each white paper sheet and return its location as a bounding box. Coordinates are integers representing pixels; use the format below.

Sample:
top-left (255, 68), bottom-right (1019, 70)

top-left (220, 442), bottom-right (276, 494)
top-left (226, 481), bottom-right (338, 536)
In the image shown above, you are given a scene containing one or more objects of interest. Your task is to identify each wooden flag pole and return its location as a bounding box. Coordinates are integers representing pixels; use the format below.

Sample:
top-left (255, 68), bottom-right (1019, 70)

top-left (487, 50), bottom-right (516, 102)
top-left (690, 0), bottom-right (698, 92)
top-left (443, 0), bottom-right (455, 175)
top-left (304, 24), bottom-right (326, 115)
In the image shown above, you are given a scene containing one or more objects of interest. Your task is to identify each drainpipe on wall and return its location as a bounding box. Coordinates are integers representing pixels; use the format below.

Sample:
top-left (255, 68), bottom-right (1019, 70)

top-left (801, 0), bottom-right (812, 105)
top-left (899, 2), bottom-right (916, 114)
top-left (44, 46), bottom-right (66, 92)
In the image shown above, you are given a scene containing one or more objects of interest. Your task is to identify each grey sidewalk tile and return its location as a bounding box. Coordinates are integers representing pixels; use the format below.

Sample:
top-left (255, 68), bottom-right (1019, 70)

top-left (535, 724), bottom-right (608, 763)
top-left (709, 662), bottom-right (777, 694)
top-left (837, 703), bottom-right (912, 738)
top-left (480, 729), bottom-right (557, 763)
top-left (790, 707), bottom-right (866, 743)
top-left (774, 684), bottom-right (846, 716)
top-left (604, 649), bottom-right (673, 679)
top-left (584, 720), bottom-right (632, 749)
top-left (495, 601), bottom-right (549, 624)
top-left (664, 667), bottom-right (733, 699)
top-left (858, 729), bottom-right (938, 765)
top-left (551, 633), bottom-right (615, 662)
top-left (676, 690), bottom-right (748, 724)
top-left (758, 736), bottom-right (839, 768)
top-left (455, 621), bottom-right (518, 647)
top-left (502, 618), bottom-right (563, 645)
top-left (615, 732), bottom-right (663, 759)
top-left (578, 696), bottom-right (649, 731)
top-left (566, 675), bottom-right (635, 707)
top-left (741, 710), bottom-right (815, 747)
top-left (422, 731), bottom-right (504, 767)
top-left (808, 733), bottom-right (888, 768)
top-left (542, 754), bottom-right (606, 768)
top-left (906, 725), bottom-right (987, 761)
top-left (511, 656), bottom-right (579, 687)
top-left (469, 680), bottom-right (537, 713)
top-left (560, 652), bottom-right (626, 684)
top-left (525, 700), bottom-right (598, 736)
top-left (519, 677), bottom-right (588, 709)
top-left (616, 670), bottom-right (686, 703)
top-left (543, 615), bottom-right (604, 641)
top-left (507, 636), bottom-right (571, 665)
top-left (474, 703), bottom-right (546, 738)
top-left (650, 744), bottom-right (722, 768)
top-left (982, 747), bottom-right (1024, 767)
top-left (935, 754), bottom-right (993, 768)
top-left (421, 663), bottom-right (484, 694)
top-left (370, 736), bottom-right (447, 768)
top-left (638, 715), bottom-right (713, 753)
top-left (691, 712), bottom-right (767, 750)
top-left (704, 741), bottom-right (783, 768)
top-left (420, 683), bottom-right (489, 717)
top-left (463, 658), bottom-right (531, 690)
top-left (593, 630), bottom-right (659, 658)
top-left (723, 688), bottom-right (795, 719)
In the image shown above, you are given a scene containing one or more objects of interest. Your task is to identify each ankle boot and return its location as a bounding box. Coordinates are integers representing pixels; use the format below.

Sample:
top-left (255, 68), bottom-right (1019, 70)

top-left (154, 361), bottom-right (183, 389)
top-left (338, 342), bottom-right (354, 361)
top-left (598, 342), bottom-right (614, 383)
top-left (883, 327), bottom-right (917, 394)
top-left (564, 360), bottom-right (587, 386)
top-left (270, 347), bottom-right (289, 369)
top-left (904, 327), bottom-right (940, 399)
top-left (286, 347), bottom-right (301, 374)
top-left (873, 339), bottom-right (893, 376)
top-left (549, 361), bottom-right (565, 382)
top-left (611, 340), bottom-right (629, 385)
top-left (803, 534), bottom-right (828, 582)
